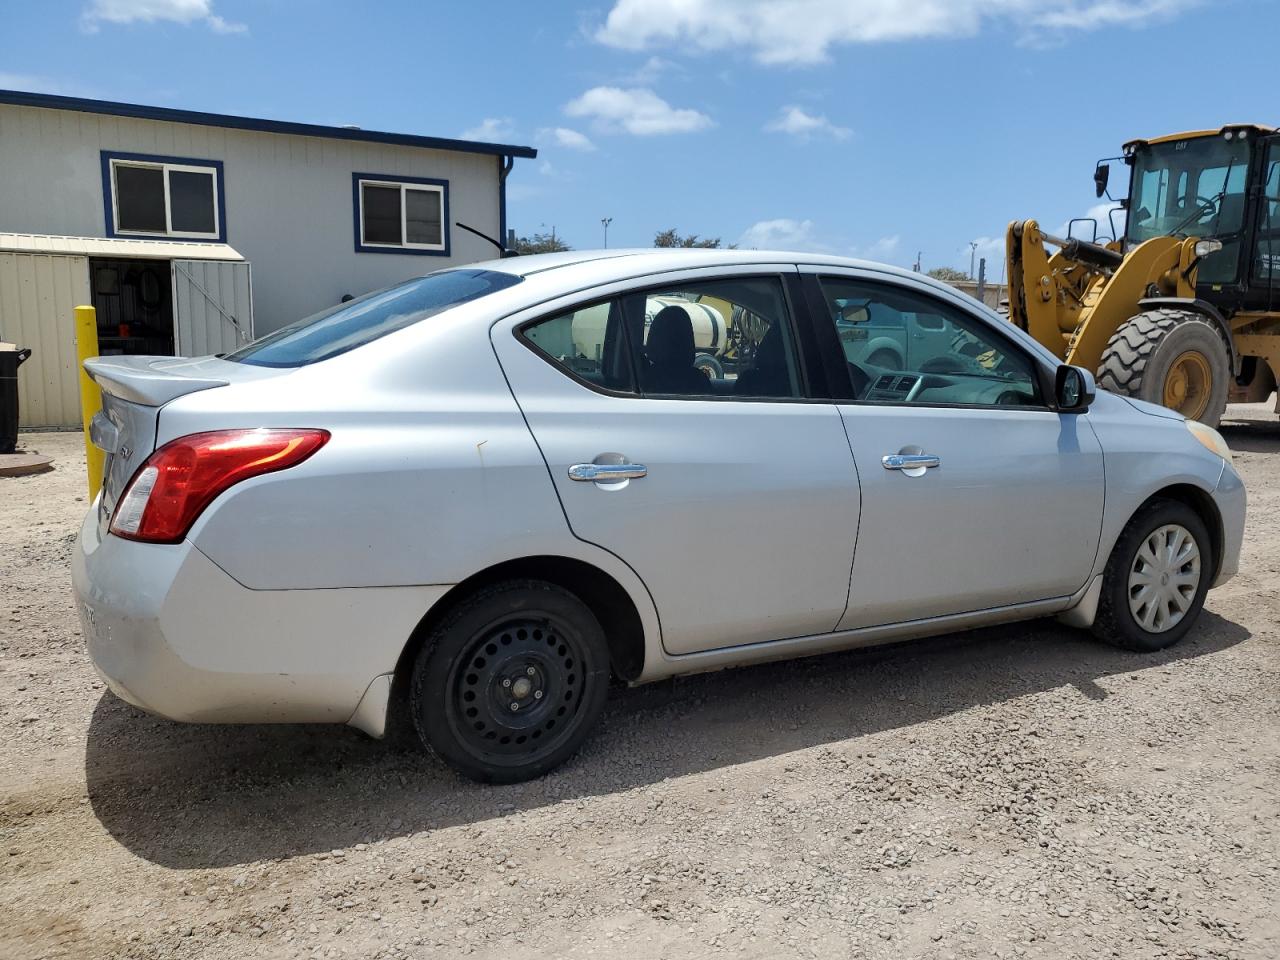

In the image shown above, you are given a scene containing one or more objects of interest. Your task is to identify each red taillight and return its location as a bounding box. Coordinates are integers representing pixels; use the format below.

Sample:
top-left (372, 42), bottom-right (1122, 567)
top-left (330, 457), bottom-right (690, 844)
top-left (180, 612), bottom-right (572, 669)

top-left (109, 428), bottom-right (330, 544)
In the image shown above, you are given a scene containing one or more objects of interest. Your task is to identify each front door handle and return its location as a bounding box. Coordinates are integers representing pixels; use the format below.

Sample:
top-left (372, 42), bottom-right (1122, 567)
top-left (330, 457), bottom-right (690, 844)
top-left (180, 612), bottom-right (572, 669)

top-left (568, 462), bottom-right (647, 482)
top-left (882, 453), bottom-right (940, 470)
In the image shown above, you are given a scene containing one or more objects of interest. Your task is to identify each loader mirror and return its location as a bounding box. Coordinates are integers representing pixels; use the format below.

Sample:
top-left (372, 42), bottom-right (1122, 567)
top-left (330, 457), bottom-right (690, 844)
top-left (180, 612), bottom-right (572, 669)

top-left (1056, 365), bottom-right (1096, 412)
top-left (1093, 162), bottom-right (1110, 199)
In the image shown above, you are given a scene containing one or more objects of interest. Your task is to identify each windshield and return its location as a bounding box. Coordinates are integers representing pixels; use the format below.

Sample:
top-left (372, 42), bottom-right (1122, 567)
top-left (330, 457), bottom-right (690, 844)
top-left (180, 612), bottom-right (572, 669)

top-left (228, 269), bottom-right (523, 367)
top-left (1127, 135), bottom-right (1249, 284)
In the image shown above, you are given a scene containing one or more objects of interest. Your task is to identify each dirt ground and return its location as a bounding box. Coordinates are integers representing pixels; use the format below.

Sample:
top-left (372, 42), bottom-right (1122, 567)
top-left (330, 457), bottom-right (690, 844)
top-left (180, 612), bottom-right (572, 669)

top-left (2, 407), bottom-right (1278, 960)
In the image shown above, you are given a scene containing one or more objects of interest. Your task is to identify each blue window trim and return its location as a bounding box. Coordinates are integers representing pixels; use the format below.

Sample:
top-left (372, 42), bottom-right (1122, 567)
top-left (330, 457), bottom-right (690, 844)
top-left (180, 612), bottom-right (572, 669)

top-left (352, 172), bottom-right (451, 257)
top-left (101, 150), bottom-right (227, 243)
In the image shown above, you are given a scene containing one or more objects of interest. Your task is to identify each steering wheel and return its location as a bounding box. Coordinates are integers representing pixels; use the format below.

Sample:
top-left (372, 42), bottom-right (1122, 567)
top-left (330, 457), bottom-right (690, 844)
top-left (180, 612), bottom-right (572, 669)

top-left (918, 355), bottom-right (968, 375)
top-left (1189, 194), bottom-right (1219, 220)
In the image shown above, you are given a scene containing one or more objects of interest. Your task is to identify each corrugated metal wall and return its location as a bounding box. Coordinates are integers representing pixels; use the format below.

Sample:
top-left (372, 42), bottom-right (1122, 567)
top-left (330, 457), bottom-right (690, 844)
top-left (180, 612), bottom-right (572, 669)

top-left (0, 253), bottom-right (89, 428)
top-left (172, 259), bottom-right (254, 355)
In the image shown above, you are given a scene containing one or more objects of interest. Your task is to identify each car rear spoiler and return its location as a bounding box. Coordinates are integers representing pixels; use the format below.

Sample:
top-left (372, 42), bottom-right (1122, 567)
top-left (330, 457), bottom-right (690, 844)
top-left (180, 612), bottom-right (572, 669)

top-left (84, 355), bottom-right (231, 407)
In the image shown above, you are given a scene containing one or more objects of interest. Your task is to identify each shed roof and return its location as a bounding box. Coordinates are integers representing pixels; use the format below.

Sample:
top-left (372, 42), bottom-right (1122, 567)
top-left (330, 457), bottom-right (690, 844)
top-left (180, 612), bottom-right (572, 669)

top-left (0, 233), bottom-right (244, 261)
top-left (0, 89), bottom-right (538, 160)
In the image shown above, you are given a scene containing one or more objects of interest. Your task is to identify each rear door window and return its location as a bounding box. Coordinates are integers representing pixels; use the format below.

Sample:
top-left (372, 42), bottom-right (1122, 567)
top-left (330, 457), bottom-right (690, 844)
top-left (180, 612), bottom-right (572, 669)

top-left (518, 299), bottom-right (636, 393)
top-left (516, 276), bottom-right (804, 400)
top-left (228, 269), bottom-right (522, 367)
top-left (628, 277), bottom-right (802, 400)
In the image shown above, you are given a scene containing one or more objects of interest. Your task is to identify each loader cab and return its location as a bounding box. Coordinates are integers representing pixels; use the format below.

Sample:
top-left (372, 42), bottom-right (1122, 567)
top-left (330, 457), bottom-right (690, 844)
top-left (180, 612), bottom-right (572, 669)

top-left (1122, 125), bottom-right (1280, 311)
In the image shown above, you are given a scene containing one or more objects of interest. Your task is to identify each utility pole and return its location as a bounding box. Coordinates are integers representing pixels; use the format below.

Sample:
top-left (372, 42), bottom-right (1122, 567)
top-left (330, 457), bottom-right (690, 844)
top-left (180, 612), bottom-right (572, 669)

top-left (913, 251), bottom-right (922, 273)
top-left (601, 217), bottom-right (612, 249)
top-left (968, 241), bottom-right (979, 279)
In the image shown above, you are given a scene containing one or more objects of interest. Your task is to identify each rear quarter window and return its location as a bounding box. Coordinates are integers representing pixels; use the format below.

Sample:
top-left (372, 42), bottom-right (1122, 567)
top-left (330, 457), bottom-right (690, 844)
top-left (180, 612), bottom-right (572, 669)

top-left (228, 269), bottom-right (522, 367)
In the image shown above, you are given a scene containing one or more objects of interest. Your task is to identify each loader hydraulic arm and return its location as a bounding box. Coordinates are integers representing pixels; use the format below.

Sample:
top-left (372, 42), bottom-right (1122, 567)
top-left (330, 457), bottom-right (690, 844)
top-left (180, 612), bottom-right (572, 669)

top-left (1036, 231), bottom-right (1124, 270)
top-left (1005, 218), bottom-right (1206, 370)
top-left (1005, 219), bottom-right (1107, 359)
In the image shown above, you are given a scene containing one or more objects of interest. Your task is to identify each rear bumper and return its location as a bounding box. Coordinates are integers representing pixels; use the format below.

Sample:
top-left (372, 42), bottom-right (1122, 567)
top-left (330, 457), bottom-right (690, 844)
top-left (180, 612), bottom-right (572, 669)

top-left (1212, 461), bottom-right (1246, 587)
top-left (72, 505), bottom-right (447, 727)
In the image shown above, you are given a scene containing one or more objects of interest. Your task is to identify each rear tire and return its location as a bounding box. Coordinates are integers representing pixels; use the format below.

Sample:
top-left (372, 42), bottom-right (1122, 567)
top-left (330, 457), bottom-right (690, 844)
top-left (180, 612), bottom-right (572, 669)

top-left (409, 580), bottom-right (610, 783)
top-left (1091, 499), bottom-right (1212, 652)
top-left (1096, 309), bottom-right (1229, 426)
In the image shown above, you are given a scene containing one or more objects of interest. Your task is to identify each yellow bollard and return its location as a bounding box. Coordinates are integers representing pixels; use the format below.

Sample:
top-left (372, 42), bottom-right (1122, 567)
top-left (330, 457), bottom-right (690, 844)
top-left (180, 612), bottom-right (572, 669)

top-left (74, 305), bottom-right (105, 500)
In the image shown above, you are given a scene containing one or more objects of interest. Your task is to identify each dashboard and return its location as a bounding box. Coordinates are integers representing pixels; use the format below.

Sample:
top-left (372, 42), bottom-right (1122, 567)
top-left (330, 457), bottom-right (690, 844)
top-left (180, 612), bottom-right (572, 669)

top-left (856, 367), bottom-right (1039, 407)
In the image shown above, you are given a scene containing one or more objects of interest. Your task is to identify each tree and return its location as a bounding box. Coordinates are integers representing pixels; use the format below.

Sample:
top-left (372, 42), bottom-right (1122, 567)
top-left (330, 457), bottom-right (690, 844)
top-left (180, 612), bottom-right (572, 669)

top-left (926, 266), bottom-right (969, 282)
top-left (515, 231), bottom-right (571, 255)
top-left (653, 228), bottom-right (731, 249)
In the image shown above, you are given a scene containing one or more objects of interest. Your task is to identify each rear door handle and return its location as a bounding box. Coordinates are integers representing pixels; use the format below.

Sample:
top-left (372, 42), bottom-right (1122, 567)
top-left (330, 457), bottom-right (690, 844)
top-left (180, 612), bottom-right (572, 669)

top-left (882, 453), bottom-right (940, 470)
top-left (568, 463), bottom-right (647, 482)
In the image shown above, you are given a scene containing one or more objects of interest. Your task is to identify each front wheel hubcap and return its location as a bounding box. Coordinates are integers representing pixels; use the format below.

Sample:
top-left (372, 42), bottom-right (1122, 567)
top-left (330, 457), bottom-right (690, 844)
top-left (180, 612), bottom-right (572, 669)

top-left (1127, 524), bottom-right (1201, 633)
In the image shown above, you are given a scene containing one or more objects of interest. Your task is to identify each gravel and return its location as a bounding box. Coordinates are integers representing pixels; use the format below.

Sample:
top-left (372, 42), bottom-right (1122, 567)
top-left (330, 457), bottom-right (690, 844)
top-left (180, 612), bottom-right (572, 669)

top-left (2, 407), bottom-right (1279, 960)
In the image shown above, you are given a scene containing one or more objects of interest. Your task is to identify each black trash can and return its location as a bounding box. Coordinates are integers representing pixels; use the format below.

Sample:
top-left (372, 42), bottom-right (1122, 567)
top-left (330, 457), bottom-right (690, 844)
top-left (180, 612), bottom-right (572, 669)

top-left (0, 345), bottom-right (33, 455)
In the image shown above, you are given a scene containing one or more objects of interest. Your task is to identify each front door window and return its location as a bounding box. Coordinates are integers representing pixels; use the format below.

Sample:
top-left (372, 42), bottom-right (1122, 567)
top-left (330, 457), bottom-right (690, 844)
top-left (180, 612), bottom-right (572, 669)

top-left (818, 277), bottom-right (1042, 407)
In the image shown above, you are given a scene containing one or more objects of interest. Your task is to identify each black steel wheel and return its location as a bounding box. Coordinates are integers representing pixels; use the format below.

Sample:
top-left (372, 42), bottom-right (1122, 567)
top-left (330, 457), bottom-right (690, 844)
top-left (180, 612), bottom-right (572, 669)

top-left (410, 580), bottom-right (610, 783)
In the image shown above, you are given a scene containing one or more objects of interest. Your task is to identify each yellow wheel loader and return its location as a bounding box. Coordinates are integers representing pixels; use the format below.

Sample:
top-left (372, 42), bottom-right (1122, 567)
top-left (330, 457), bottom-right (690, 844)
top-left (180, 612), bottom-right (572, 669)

top-left (1006, 124), bottom-right (1280, 425)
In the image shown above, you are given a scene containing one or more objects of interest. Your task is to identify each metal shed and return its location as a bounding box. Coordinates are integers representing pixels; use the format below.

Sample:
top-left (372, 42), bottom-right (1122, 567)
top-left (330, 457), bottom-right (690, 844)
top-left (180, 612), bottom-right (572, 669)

top-left (0, 233), bottom-right (250, 427)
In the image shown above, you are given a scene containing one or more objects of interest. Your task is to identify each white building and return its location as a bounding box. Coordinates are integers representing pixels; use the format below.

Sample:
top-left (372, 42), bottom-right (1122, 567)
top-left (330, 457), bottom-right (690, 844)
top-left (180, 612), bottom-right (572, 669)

top-left (0, 89), bottom-right (535, 427)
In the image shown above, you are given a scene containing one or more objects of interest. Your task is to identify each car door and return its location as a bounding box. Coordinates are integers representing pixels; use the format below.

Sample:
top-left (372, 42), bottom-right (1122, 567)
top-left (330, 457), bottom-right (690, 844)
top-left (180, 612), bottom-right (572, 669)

top-left (803, 269), bottom-right (1106, 630)
top-left (491, 267), bottom-right (860, 656)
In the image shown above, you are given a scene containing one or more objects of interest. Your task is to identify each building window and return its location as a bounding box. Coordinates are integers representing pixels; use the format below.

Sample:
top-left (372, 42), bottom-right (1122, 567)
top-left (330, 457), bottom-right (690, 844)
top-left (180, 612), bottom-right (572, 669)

top-left (352, 173), bottom-right (449, 255)
top-left (101, 151), bottom-right (225, 241)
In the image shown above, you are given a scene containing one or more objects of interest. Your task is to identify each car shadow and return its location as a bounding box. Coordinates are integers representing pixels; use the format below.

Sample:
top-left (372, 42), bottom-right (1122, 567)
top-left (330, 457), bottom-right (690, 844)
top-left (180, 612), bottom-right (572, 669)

top-left (1219, 417), bottom-right (1280, 454)
top-left (83, 612), bottom-right (1249, 869)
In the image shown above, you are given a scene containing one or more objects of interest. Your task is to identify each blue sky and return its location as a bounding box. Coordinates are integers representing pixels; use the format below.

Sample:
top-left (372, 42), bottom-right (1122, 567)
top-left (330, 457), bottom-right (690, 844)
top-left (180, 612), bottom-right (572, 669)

top-left (0, 0), bottom-right (1273, 274)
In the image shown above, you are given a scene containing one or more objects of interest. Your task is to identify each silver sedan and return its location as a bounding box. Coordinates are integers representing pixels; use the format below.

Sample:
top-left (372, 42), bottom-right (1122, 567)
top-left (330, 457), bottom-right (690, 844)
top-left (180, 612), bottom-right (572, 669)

top-left (73, 250), bottom-right (1245, 782)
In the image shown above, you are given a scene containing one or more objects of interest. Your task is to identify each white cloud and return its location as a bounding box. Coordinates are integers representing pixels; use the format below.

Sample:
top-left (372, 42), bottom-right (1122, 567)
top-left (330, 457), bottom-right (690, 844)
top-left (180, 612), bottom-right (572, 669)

top-left (623, 56), bottom-right (678, 85)
top-left (852, 235), bottom-right (901, 260)
top-left (595, 0), bottom-right (1195, 65)
top-left (738, 218), bottom-right (830, 252)
top-left (564, 86), bottom-right (712, 136)
top-left (766, 105), bottom-right (851, 141)
top-left (81, 0), bottom-right (246, 33)
top-left (1045, 202), bottom-right (1128, 243)
top-left (460, 117), bottom-right (515, 142)
top-left (206, 14), bottom-right (245, 34)
top-left (1073, 201), bottom-right (1127, 240)
top-left (539, 126), bottom-right (597, 151)
top-left (738, 220), bottom-right (904, 257)
top-left (970, 236), bottom-right (1007, 263)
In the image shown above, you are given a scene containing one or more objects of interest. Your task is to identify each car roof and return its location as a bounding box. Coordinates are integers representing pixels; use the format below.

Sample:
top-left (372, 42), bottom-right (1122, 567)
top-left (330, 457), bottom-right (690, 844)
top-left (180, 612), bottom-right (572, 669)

top-left (471, 248), bottom-right (959, 293)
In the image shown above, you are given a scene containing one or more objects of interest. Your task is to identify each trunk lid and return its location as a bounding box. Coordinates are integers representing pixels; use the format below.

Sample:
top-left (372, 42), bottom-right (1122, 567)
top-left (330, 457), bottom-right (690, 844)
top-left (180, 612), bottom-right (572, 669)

top-left (84, 355), bottom-right (281, 530)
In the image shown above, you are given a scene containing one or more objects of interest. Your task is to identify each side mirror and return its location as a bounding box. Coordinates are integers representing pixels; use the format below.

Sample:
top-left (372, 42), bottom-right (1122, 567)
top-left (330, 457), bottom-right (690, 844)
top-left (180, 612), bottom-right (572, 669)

top-left (1056, 365), bottom-right (1096, 412)
top-left (1093, 161), bottom-right (1110, 199)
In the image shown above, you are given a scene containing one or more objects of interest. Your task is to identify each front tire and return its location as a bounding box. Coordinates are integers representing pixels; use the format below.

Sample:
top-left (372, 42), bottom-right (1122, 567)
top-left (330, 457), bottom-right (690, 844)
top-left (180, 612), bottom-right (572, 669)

top-left (1096, 309), bottom-right (1230, 426)
top-left (409, 580), bottom-right (610, 783)
top-left (1092, 499), bottom-right (1212, 652)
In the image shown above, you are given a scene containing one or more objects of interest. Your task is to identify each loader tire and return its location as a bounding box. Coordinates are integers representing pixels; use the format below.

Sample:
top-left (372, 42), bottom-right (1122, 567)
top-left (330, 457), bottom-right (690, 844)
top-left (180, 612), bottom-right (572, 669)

top-left (1096, 309), bottom-right (1230, 426)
